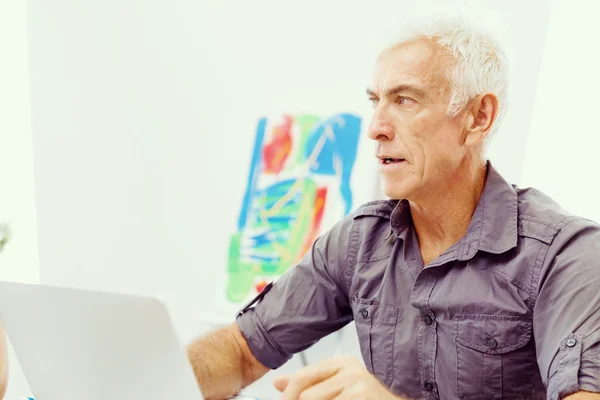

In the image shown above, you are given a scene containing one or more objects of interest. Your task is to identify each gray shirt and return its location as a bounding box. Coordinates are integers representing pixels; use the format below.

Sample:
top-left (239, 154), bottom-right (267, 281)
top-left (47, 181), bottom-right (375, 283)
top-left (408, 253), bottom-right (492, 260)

top-left (236, 163), bottom-right (600, 400)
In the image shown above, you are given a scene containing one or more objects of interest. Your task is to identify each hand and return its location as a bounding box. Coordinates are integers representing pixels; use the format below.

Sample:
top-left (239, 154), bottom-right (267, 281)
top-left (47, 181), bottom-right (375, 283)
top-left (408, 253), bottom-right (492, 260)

top-left (274, 355), bottom-right (403, 400)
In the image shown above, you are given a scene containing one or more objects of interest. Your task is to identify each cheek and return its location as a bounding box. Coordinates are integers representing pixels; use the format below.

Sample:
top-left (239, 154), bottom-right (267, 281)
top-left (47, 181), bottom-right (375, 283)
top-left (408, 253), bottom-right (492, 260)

top-left (424, 136), bottom-right (465, 177)
top-left (391, 111), bottom-right (460, 170)
top-left (389, 113), bottom-right (423, 153)
top-left (418, 131), bottom-right (463, 174)
top-left (399, 119), bottom-right (436, 165)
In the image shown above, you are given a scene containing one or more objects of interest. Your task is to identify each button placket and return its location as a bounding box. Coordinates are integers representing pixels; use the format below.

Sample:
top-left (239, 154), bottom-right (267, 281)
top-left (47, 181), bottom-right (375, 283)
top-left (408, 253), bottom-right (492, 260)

top-left (423, 314), bottom-right (434, 326)
top-left (411, 270), bottom-right (439, 400)
top-left (424, 379), bottom-right (435, 391)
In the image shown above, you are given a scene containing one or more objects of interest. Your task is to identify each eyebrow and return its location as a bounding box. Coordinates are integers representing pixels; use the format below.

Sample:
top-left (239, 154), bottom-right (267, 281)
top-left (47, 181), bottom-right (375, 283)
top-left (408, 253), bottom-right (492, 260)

top-left (366, 84), bottom-right (426, 99)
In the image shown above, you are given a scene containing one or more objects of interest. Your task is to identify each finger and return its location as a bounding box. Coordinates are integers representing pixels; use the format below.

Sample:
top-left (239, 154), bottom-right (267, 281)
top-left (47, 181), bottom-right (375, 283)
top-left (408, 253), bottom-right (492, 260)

top-left (294, 374), bottom-right (344, 400)
top-left (332, 386), bottom-right (363, 400)
top-left (332, 390), bottom-right (352, 400)
top-left (332, 379), bottom-right (397, 400)
top-left (274, 375), bottom-right (290, 392)
top-left (281, 358), bottom-right (345, 400)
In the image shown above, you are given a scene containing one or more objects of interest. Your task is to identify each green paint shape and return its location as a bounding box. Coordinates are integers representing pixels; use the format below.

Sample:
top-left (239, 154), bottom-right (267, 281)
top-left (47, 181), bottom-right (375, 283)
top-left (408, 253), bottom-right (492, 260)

top-left (291, 115), bottom-right (320, 169)
top-left (278, 178), bottom-right (316, 271)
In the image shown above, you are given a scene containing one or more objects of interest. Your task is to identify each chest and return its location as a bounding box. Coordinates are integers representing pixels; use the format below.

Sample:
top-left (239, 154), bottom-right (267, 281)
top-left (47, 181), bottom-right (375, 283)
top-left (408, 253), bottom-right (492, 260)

top-left (348, 237), bottom-right (549, 399)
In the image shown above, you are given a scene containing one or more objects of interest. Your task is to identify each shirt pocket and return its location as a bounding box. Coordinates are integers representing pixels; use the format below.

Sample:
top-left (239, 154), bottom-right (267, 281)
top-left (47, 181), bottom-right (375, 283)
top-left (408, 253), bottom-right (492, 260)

top-left (352, 298), bottom-right (399, 387)
top-left (454, 314), bottom-right (535, 400)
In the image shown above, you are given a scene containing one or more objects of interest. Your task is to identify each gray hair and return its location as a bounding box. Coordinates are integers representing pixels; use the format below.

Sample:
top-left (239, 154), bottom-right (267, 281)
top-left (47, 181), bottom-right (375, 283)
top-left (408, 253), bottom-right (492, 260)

top-left (397, 18), bottom-right (510, 139)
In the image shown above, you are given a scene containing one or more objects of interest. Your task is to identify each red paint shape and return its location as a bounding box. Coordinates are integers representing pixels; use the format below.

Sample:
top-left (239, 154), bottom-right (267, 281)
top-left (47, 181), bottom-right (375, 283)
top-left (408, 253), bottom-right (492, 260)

top-left (262, 116), bottom-right (293, 174)
top-left (297, 187), bottom-right (328, 262)
top-left (255, 280), bottom-right (268, 294)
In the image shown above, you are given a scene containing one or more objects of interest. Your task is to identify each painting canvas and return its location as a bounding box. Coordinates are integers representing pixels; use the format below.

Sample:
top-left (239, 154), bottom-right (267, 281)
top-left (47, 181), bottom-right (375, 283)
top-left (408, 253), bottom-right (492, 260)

top-left (226, 113), bottom-right (362, 304)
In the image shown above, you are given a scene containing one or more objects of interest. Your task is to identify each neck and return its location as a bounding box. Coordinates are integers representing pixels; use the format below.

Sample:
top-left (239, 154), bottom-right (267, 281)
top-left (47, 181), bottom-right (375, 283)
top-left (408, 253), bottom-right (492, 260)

top-left (409, 158), bottom-right (488, 264)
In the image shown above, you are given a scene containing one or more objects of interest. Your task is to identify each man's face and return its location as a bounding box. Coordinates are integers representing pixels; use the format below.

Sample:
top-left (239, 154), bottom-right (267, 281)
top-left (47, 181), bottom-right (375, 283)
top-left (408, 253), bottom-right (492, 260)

top-left (367, 39), bottom-right (469, 201)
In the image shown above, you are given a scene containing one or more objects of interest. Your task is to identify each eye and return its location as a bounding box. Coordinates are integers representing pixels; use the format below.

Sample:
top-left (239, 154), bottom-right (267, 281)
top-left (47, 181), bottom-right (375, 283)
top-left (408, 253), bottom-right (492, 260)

top-left (369, 97), bottom-right (379, 108)
top-left (397, 96), bottom-right (413, 105)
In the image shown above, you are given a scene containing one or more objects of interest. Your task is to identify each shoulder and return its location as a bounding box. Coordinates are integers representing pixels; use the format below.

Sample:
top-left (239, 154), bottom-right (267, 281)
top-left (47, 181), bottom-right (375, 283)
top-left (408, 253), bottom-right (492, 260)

top-left (515, 185), bottom-right (599, 245)
top-left (317, 199), bottom-right (399, 263)
top-left (327, 199), bottom-right (399, 236)
top-left (344, 199), bottom-right (401, 240)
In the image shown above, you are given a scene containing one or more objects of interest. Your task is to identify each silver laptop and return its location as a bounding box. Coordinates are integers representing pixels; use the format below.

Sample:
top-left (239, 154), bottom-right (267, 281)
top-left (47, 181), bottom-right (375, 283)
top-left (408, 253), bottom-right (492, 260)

top-left (0, 281), bottom-right (214, 400)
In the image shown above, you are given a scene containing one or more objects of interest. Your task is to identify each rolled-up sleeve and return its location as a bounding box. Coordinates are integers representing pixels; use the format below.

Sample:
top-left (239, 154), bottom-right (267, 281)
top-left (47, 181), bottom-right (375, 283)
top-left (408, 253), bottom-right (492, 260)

top-left (533, 218), bottom-right (600, 400)
top-left (235, 216), bottom-right (358, 370)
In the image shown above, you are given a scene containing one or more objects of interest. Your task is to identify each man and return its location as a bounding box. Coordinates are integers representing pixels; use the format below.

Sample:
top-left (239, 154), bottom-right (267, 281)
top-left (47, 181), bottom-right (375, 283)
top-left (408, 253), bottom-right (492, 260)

top-left (187, 18), bottom-right (600, 400)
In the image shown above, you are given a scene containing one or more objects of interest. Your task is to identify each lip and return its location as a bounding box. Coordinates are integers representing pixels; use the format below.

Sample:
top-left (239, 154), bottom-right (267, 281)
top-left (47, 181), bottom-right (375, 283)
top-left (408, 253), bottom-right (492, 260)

top-left (376, 155), bottom-right (407, 164)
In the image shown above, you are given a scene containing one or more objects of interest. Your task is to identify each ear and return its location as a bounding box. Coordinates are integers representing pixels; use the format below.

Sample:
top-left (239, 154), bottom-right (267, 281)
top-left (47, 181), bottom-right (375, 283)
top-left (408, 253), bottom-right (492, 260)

top-left (464, 93), bottom-right (499, 147)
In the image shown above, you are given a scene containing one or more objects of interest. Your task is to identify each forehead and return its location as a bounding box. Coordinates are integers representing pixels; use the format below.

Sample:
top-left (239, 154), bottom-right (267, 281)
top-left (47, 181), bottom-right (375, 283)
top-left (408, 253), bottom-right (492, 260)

top-left (372, 39), bottom-right (452, 95)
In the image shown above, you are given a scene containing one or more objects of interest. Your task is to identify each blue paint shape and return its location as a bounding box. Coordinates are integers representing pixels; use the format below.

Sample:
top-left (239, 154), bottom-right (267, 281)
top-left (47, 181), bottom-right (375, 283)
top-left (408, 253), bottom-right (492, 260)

top-left (237, 118), bottom-right (267, 230)
top-left (303, 113), bottom-right (361, 214)
top-left (254, 179), bottom-right (299, 209)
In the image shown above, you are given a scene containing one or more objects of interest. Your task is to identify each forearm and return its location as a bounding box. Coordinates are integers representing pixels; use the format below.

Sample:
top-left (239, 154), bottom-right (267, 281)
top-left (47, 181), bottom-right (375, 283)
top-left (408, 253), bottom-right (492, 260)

top-left (186, 324), bottom-right (267, 400)
top-left (563, 392), bottom-right (600, 399)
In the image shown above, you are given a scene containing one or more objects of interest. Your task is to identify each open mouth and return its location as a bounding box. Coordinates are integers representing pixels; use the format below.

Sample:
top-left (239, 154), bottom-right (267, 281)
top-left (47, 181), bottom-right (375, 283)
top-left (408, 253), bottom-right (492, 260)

top-left (381, 158), bottom-right (405, 164)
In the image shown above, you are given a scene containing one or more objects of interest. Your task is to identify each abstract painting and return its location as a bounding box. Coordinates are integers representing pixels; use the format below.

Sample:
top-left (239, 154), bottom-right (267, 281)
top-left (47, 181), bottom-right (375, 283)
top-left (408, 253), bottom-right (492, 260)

top-left (226, 113), bottom-right (362, 303)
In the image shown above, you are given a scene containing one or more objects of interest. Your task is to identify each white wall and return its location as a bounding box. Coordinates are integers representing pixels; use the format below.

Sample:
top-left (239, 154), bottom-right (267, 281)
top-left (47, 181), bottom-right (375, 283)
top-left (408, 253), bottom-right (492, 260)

top-left (521, 0), bottom-right (600, 223)
top-left (0, 0), bottom-right (40, 286)
top-left (0, 0), bottom-right (40, 398)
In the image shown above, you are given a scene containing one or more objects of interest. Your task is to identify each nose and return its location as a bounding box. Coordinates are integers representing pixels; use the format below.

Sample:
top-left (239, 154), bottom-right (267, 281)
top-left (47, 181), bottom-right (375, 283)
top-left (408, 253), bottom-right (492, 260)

top-left (367, 108), bottom-right (394, 141)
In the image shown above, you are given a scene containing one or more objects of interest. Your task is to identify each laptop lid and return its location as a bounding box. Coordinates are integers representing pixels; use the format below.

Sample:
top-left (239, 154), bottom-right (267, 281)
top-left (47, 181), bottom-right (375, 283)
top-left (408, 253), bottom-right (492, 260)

top-left (0, 281), bottom-right (204, 400)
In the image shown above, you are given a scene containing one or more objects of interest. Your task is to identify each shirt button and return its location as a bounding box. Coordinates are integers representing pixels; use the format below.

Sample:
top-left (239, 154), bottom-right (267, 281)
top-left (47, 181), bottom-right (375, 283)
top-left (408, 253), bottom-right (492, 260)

top-left (360, 309), bottom-right (369, 319)
top-left (423, 315), bottom-right (433, 325)
top-left (486, 338), bottom-right (498, 349)
top-left (423, 380), bottom-right (435, 391)
top-left (566, 338), bottom-right (577, 347)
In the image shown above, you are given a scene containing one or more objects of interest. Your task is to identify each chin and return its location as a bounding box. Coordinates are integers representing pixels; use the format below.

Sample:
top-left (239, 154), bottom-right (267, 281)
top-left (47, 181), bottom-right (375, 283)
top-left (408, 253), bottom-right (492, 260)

top-left (381, 180), bottom-right (414, 200)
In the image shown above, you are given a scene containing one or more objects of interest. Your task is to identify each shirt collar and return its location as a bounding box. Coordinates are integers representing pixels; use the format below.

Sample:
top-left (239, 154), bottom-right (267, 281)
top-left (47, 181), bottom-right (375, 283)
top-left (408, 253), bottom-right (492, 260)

top-left (389, 161), bottom-right (518, 260)
top-left (457, 161), bottom-right (518, 260)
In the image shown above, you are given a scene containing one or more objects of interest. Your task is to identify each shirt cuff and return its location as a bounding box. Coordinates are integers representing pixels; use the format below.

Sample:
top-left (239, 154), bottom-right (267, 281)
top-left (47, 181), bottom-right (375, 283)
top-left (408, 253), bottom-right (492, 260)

top-left (547, 332), bottom-right (600, 400)
top-left (236, 308), bottom-right (292, 370)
